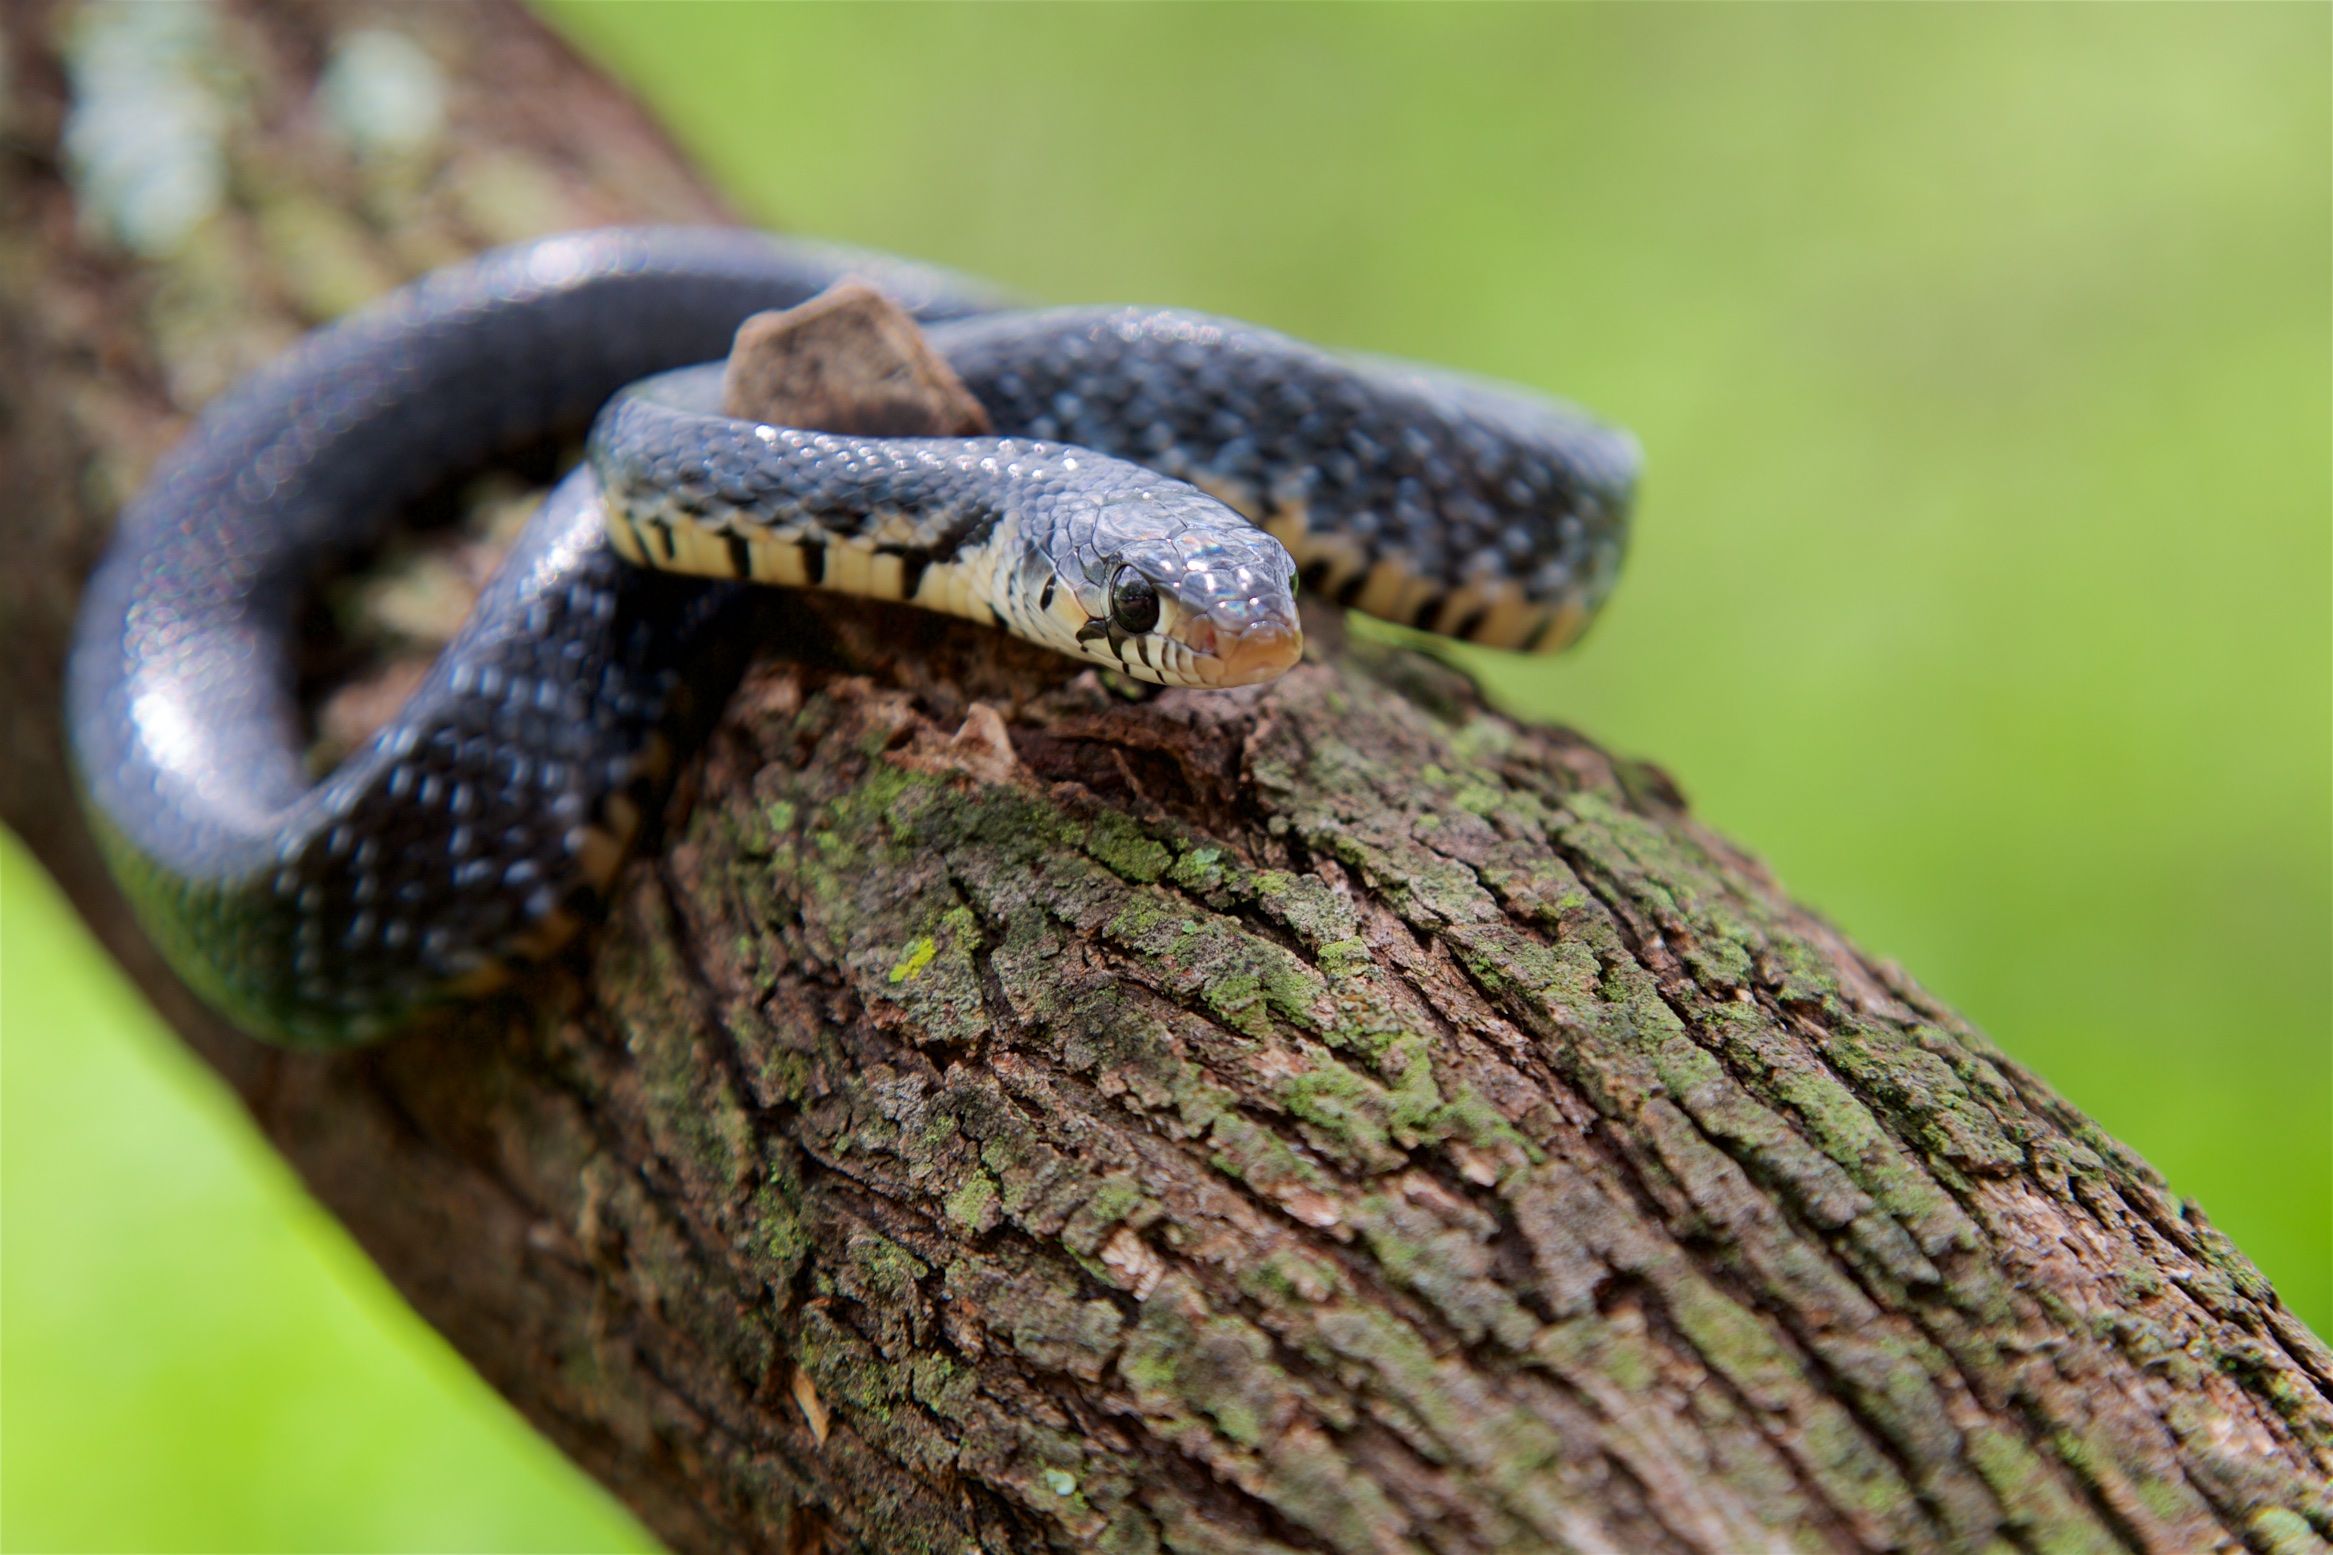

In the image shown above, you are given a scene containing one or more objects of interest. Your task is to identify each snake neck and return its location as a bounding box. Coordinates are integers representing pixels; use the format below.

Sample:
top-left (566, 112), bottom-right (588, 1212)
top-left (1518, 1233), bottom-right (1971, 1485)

top-left (589, 370), bottom-right (1302, 689)
top-left (601, 466), bottom-right (1025, 634)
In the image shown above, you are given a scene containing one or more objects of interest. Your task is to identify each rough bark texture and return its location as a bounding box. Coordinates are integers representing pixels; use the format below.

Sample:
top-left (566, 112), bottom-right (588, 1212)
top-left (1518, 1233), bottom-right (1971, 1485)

top-left (4, 4), bottom-right (2329, 1553)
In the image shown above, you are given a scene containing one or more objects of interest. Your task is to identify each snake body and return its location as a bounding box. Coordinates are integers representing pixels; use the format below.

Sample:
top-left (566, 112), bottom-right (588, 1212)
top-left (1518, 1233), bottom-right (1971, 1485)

top-left (67, 228), bottom-right (1638, 1045)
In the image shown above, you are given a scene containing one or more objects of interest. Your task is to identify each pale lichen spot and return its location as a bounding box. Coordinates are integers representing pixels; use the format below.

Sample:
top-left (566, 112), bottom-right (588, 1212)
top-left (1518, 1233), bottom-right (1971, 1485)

top-left (62, 0), bottom-right (228, 256)
top-left (1101, 1227), bottom-right (1164, 1298)
top-left (319, 28), bottom-right (447, 160)
top-left (887, 935), bottom-right (938, 983)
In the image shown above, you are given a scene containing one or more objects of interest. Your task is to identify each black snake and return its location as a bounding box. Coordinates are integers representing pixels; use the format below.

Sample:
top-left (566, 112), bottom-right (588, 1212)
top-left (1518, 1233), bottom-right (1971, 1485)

top-left (66, 228), bottom-right (1638, 1045)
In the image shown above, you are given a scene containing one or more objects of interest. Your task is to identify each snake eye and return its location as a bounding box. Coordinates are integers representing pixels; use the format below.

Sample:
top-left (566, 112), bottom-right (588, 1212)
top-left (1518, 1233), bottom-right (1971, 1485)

top-left (1107, 566), bottom-right (1160, 635)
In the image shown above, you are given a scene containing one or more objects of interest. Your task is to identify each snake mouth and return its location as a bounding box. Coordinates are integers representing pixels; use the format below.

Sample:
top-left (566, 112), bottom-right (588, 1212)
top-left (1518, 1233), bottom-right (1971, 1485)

top-left (1181, 617), bottom-right (1304, 687)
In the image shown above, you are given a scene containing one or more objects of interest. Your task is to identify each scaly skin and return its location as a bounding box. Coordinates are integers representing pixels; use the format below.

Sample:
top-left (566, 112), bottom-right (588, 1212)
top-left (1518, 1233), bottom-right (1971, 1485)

top-left (66, 227), bottom-right (1637, 1045)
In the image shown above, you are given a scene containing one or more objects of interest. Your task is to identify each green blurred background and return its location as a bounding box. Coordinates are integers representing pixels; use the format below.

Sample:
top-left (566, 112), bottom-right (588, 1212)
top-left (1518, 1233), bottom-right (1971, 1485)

top-left (6, 4), bottom-right (2326, 1550)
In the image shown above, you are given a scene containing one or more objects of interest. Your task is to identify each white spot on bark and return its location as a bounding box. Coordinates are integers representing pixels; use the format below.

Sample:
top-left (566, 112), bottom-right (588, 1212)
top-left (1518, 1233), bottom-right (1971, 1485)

top-left (1101, 1227), bottom-right (1164, 1298)
top-left (319, 29), bottom-right (446, 160)
top-left (62, 1), bottom-right (226, 256)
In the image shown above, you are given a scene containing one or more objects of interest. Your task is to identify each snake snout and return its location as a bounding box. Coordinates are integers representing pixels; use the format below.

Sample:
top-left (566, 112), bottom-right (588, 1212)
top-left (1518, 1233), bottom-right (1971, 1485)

top-left (1199, 616), bottom-right (1304, 687)
top-left (1171, 582), bottom-right (1303, 686)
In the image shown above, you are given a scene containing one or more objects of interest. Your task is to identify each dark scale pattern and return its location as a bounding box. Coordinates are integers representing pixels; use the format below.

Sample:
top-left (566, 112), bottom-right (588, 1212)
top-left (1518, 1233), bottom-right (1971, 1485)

top-left (67, 229), bottom-right (1637, 1046)
top-left (82, 479), bottom-right (738, 1044)
top-left (590, 364), bottom-right (1300, 673)
top-left (930, 308), bottom-right (1640, 621)
top-left (69, 230), bottom-right (1002, 1045)
top-left (240, 478), bottom-right (735, 1040)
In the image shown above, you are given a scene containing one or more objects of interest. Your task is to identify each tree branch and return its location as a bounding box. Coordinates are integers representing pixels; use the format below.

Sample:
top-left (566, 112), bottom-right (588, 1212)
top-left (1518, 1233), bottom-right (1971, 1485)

top-left (4, 3), bottom-right (2327, 1551)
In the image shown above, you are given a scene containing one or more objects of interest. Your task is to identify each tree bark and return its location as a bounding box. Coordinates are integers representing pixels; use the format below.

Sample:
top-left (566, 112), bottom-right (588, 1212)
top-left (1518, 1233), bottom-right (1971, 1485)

top-left (3, 3), bottom-right (2328, 1552)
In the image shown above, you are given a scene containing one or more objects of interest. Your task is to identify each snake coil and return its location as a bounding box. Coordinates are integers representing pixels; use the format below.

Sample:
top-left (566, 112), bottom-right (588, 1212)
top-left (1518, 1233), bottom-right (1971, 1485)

top-left (66, 228), bottom-right (1637, 1045)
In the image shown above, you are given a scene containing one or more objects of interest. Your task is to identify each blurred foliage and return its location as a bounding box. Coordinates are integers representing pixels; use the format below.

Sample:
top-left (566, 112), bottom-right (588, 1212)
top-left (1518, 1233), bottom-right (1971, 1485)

top-left (5, 4), bottom-right (2325, 1550)
top-left (0, 846), bottom-right (655, 1553)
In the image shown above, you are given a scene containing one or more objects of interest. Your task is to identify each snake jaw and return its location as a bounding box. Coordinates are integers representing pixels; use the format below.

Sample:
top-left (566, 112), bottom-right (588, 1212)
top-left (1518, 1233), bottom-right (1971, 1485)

top-left (1062, 597), bottom-right (1300, 689)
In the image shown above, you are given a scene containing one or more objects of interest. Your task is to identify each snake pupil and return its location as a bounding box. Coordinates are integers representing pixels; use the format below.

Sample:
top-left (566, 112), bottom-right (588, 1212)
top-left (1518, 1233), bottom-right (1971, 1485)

top-left (1108, 567), bottom-right (1160, 635)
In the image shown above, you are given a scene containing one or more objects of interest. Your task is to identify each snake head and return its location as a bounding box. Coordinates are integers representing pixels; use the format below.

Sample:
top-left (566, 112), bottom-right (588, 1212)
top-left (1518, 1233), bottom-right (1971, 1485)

top-left (1069, 517), bottom-right (1302, 689)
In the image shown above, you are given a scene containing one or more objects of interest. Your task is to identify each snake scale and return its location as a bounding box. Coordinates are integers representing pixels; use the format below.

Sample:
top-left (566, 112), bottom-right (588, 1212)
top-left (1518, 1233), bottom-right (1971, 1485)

top-left (67, 228), bottom-right (1639, 1046)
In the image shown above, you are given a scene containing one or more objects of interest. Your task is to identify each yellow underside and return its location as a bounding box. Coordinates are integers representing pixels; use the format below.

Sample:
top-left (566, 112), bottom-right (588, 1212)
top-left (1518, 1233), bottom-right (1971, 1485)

top-left (607, 504), bottom-right (1002, 629)
top-left (612, 489), bottom-right (1583, 657)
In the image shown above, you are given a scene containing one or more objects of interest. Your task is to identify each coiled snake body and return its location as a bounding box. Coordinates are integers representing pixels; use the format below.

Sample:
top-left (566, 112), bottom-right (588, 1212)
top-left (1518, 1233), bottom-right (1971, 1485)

top-left (67, 229), bottom-right (1638, 1045)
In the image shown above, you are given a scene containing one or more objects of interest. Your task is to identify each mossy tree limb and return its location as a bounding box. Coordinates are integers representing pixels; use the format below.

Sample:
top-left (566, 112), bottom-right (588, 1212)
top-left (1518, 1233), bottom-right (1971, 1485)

top-left (3, 2), bottom-right (2328, 1551)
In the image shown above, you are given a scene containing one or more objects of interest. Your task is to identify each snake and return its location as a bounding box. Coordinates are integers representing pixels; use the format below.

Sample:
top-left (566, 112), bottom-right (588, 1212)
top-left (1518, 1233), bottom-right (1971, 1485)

top-left (66, 228), bottom-right (1639, 1047)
